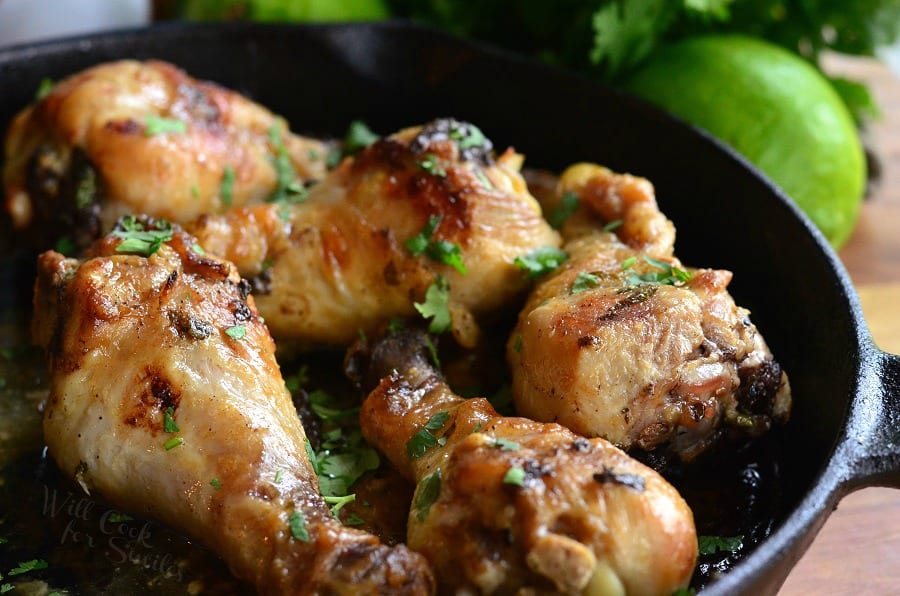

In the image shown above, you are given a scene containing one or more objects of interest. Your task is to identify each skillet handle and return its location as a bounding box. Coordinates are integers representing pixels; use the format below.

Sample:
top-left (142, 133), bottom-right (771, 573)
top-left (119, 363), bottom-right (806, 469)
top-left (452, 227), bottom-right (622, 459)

top-left (846, 350), bottom-right (900, 488)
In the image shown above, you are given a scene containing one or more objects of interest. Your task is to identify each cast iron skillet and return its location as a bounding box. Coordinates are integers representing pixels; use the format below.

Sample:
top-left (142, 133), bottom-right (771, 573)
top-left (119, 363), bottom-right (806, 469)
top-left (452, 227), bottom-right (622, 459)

top-left (1, 21), bottom-right (898, 595)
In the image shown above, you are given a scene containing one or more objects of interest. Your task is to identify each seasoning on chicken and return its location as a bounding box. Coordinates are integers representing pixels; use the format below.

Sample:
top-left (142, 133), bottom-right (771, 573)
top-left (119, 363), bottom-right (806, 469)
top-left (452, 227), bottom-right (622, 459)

top-left (348, 328), bottom-right (697, 595)
top-left (188, 118), bottom-right (560, 349)
top-left (4, 60), bottom-right (326, 250)
top-left (510, 163), bottom-right (791, 461)
top-left (32, 219), bottom-right (434, 595)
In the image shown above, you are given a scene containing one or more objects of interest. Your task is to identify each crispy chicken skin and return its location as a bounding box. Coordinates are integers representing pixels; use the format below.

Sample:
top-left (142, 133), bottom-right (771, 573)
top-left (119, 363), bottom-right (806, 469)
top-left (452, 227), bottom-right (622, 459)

top-left (349, 329), bottom-right (697, 595)
top-left (32, 222), bottom-right (434, 595)
top-left (4, 60), bottom-right (326, 250)
top-left (189, 119), bottom-right (560, 348)
top-left (510, 164), bottom-right (791, 460)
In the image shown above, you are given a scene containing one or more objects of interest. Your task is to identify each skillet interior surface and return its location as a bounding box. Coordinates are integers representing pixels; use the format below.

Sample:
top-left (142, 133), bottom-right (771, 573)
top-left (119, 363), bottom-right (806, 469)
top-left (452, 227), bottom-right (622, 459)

top-left (0, 22), bottom-right (871, 594)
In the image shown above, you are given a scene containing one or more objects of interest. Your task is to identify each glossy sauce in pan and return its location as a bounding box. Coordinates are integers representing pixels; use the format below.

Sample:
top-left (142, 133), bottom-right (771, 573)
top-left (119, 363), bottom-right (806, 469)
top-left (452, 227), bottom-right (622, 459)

top-left (0, 311), bottom-right (785, 593)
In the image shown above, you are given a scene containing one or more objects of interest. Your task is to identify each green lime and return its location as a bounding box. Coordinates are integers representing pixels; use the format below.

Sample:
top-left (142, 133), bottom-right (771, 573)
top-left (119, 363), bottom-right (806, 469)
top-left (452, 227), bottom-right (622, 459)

top-left (623, 34), bottom-right (865, 248)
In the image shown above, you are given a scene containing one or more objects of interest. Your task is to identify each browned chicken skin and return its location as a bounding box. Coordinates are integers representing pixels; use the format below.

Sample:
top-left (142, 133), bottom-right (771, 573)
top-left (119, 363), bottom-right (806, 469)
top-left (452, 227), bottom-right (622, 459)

top-left (32, 221), bottom-right (434, 595)
top-left (350, 329), bottom-right (697, 595)
top-left (189, 119), bottom-right (560, 348)
top-left (4, 60), bottom-right (326, 250)
top-left (510, 164), bottom-right (791, 460)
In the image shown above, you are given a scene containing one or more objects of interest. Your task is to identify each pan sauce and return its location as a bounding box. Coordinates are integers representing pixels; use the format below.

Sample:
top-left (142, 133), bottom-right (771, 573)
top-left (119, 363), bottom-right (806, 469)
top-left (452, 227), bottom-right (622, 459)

top-left (0, 317), bottom-right (785, 593)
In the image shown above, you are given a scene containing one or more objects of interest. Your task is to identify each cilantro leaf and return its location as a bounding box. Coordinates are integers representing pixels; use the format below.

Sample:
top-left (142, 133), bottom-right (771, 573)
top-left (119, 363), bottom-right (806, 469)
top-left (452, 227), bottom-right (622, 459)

top-left (549, 191), bottom-right (580, 229)
top-left (267, 124), bottom-right (307, 206)
top-left (622, 255), bottom-right (692, 286)
top-left (220, 165), bottom-right (236, 207)
top-left (309, 389), bottom-right (360, 421)
top-left (406, 215), bottom-right (466, 273)
top-left (144, 115), bottom-right (186, 136)
top-left (590, 0), bottom-right (676, 77)
top-left (414, 277), bottom-right (452, 334)
top-left (8, 559), bottom-right (48, 576)
top-left (406, 215), bottom-right (442, 256)
top-left (407, 411), bottom-right (450, 459)
top-left (418, 153), bottom-right (446, 177)
top-left (163, 406), bottom-right (180, 433)
top-left (571, 271), bottom-right (601, 294)
top-left (163, 436), bottom-right (184, 450)
top-left (513, 246), bottom-right (568, 278)
top-left (698, 534), bottom-right (744, 555)
top-left (492, 438), bottom-right (520, 451)
top-left (35, 77), bottom-right (54, 101)
top-left (503, 466), bottom-right (526, 486)
top-left (414, 469), bottom-right (442, 521)
top-left (225, 325), bottom-right (247, 340)
top-left (210, 478), bottom-right (222, 490)
top-left (289, 510), bottom-right (310, 542)
top-left (112, 216), bottom-right (173, 257)
top-left (344, 120), bottom-right (380, 154)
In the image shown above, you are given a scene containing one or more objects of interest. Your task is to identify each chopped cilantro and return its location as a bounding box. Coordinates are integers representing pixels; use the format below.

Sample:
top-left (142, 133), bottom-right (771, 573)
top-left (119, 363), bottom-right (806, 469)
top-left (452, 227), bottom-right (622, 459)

top-left (191, 184), bottom-right (200, 198)
top-left (492, 438), bottom-right (520, 451)
top-left (406, 215), bottom-right (466, 273)
top-left (284, 365), bottom-right (309, 394)
top-left (0, 537), bottom-right (6, 544)
top-left (672, 588), bottom-right (696, 596)
top-left (418, 153), bottom-right (446, 177)
top-left (345, 513), bottom-right (366, 526)
top-left (308, 148), bottom-right (320, 161)
top-left (210, 478), bottom-right (222, 490)
top-left (304, 439), bottom-right (319, 475)
top-left (571, 271), bottom-right (601, 294)
top-left (323, 494), bottom-right (356, 518)
top-left (623, 255), bottom-right (692, 286)
top-left (35, 77), bottom-right (54, 101)
top-left (326, 147), bottom-right (343, 169)
top-left (503, 466), bottom-right (526, 486)
top-left (309, 389), bottom-right (360, 421)
top-left (475, 169), bottom-right (494, 190)
top-left (144, 115), bottom-right (186, 136)
top-left (112, 216), bottom-right (173, 257)
top-left (274, 470), bottom-right (284, 484)
top-left (414, 277), bottom-right (452, 334)
top-left (54, 236), bottom-right (76, 256)
top-left (344, 120), bottom-right (380, 154)
top-left (163, 406), bottom-right (180, 433)
top-left (8, 559), bottom-right (48, 576)
top-left (407, 411), bottom-right (450, 459)
top-left (163, 436), bottom-right (184, 451)
top-left (266, 124), bottom-right (307, 206)
top-left (603, 219), bottom-right (623, 232)
top-left (698, 534), bottom-right (744, 555)
top-left (414, 469), bottom-right (442, 521)
top-left (423, 335), bottom-right (441, 370)
top-left (220, 165), bottom-right (236, 207)
top-left (387, 318), bottom-right (406, 334)
top-left (289, 510), bottom-right (310, 542)
top-left (513, 334), bottom-right (523, 354)
top-left (315, 429), bottom-right (380, 497)
top-left (107, 512), bottom-right (132, 523)
top-left (549, 191), bottom-right (580, 229)
top-left (225, 325), bottom-right (246, 340)
top-left (513, 246), bottom-right (568, 278)
top-left (357, 328), bottom-right (367, 344)
top-left (0, 584), bottom-right (10, 594)
top-left (449, 122), bottom-right (488, 151)
top-left (191, 243), bottom-right (206, 255)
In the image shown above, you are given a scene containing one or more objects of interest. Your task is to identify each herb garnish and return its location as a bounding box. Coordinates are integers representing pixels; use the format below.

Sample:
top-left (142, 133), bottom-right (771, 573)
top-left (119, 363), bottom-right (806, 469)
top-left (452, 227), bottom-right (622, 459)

top-left (503, 466), bottom-right (526, 486)
top-left (267, 124), bottom-right (307, 209)
top-left (112, 216), bottom-right (173, 257)
top-left (622, 255), bottom-right (692, 287)
top-left (144, 115), bottom-right (186, 137)
top-left (163, 437), bottom-right (184, 451)
top-left (449, 123), bottom-right (488, 151)
top-left (549, 191), bottom-right (580, 229)
top-left (344, 120), bottom-right (380, 154)
top-left (405, 215), bottom-right (467, 273)
top-left (309, 389), bottom-right (360, 421)
top-left (274, 470), bottom-right (284, 484)
top-left (571, 271), bottom-right (601, 294)
top-left (513, 246), bottom-right (568, 278)
top-left (7, 559), bottom-right (48, 576)
top-left (603, 219), bottom-right (623, 232)
top-left (323, 494), bottom-right (356, 518)
top-left (475, 169), bottom-right (494, 190)
top-left (492, 438), bottom-right (520, 451)
top-left (415, 276), bottom-right (452, 334)
top-left (418, 153), bottom-right (446, 177)
top-left (288, 510), bottom-right (310, 542)
top-left (220, 165), bottom-right (236, 207)
top-left (163, 406), bottom-right (180, 433)
top-left (406, 411), bottom-right (450, 459)
top-left (414, 469), bottom-right (442, 521)
top-left (0, 584), bottom-right (10, 594)
top-left (210, 478), bottom-right (222, 490)
top-left (35, 77), bottom-right (54, 101)
top-left (191, 243), bottom-right (206, 255)
top-left (698, 535), bottom-right (744, 555)
top-left (225, 325), bottom-right (247, 340)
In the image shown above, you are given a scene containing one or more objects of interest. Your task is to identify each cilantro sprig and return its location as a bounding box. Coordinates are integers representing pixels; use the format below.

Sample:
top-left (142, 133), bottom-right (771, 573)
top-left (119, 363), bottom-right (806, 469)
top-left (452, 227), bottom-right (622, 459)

top-left (112, 216), bottom-right (173, 257)
top-left (622, 255), bottom-right (692, 287)
top-left (415, 276), bottom-right (452, 334)
top-left (406, 411), bottom-right (450, 459)
top-left (698, 534), bottom-right (744, 555)
top-left (513, 246), bottom-right (568, 279)
top-left (406, 215), bottom-right (467, 274)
